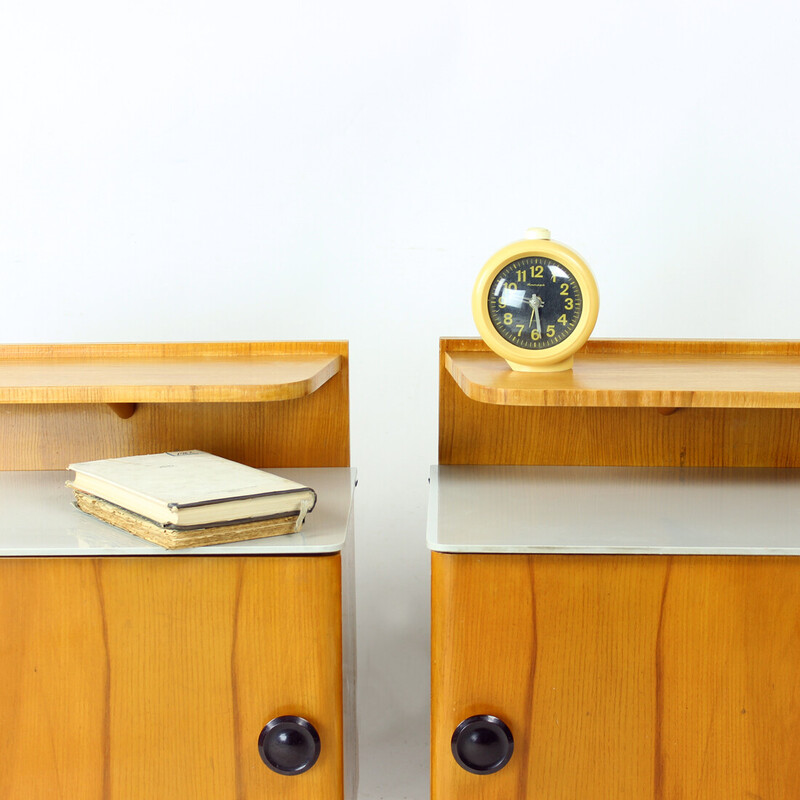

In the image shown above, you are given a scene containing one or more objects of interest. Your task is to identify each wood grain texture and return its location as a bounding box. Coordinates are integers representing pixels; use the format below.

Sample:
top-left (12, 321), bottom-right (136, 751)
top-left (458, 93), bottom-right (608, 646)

top-left (439, 338), bottom-right (800, 467)
top-left (0, 342), bottom-right (349, 469)
top-left (446, 338), bottom-right (800, 408)
top-left (448, 350), bottom-right (800, 408)
top-left (0, 342), bottom-right (342, 404)
top-left (0, 555), bottom-right (344, 800)
top-left (431, 552), bottom-right (800, 800)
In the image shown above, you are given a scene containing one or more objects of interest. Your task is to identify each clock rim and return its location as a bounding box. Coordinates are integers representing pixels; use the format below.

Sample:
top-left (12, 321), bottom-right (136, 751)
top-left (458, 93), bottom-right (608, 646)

top-left (472, 238), bottom-right (599, 368)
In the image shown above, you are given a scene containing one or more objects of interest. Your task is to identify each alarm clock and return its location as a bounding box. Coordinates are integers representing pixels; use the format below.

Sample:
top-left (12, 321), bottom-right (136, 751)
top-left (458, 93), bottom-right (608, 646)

top-left (472, 228), bottom-right (599, 372)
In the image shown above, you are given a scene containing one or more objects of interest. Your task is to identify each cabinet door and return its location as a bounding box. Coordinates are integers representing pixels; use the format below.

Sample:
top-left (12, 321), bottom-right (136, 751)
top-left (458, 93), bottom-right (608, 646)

top-left (0, 555), bottom-right (343, 800)
top-left (432, 552), bottom-right (800, 800)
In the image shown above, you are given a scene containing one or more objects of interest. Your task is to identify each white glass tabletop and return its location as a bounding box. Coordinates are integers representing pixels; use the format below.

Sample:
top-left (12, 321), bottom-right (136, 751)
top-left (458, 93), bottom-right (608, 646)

top-left (0, 467), bottom-right (355, 556)
top-left (428, 465), bottom-right (800, 555)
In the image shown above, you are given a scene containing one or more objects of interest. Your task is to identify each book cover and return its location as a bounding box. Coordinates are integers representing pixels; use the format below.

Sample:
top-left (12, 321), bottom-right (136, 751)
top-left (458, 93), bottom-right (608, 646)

top-left (67, 450), bottom-right (317, 529)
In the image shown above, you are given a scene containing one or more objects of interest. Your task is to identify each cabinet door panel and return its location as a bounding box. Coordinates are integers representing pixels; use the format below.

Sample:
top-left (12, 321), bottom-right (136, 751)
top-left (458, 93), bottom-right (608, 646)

top-left (432, 552), bottom-right (800, 800)
top-left (0, 555), bottom-right (343, 800)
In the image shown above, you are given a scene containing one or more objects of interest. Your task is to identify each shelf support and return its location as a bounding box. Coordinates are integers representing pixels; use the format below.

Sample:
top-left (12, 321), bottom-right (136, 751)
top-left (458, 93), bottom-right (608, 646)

top-left (107, 403), bottom-right (137, 420)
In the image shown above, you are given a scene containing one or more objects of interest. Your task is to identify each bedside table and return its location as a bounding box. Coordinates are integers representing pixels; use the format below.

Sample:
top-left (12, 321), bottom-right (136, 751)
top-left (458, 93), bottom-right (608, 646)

top-left (0, 341), bottom-right (357, 800)
top-left (429, 338), bottom-right (800, 800)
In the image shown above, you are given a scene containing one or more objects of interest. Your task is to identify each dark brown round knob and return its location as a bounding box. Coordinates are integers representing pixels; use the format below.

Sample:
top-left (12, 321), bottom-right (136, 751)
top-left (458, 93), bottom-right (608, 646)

top-left (258, 716), bottom-right (321, 775)
top-left (451, 714), bottom-right (514, 774)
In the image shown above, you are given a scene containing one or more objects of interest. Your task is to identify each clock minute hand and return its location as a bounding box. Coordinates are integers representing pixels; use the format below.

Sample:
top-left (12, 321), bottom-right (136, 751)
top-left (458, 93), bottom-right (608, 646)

top-left (527, 295), bottom-right (543, 334)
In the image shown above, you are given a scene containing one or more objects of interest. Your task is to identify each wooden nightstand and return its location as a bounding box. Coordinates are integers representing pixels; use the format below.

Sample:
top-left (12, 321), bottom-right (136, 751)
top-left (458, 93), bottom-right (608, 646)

top-left (429, 338), bottom-right (800, 800)
top-left (0, 342), bottom-right (357, 800)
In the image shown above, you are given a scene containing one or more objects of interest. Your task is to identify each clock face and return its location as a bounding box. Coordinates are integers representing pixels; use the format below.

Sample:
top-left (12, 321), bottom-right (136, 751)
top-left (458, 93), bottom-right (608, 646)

top-left (487, 256), bottom-right (583, 351)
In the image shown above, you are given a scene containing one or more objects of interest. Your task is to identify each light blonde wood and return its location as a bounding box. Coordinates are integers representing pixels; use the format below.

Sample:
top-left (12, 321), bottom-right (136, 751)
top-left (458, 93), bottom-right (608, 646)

top-left (446, 338), bottom-right (800, 408)
top-left (439, 338), bottom-right (800, 467)
top-left (431, 552), bottom-right (800, 800)
top-left (0, 342), bottom-right (341, 404)
top-left (0, 395), bottom-right (349, 470)
top-left (0, 555), bottom-right (344, 800)
top-left (0, 341), bottom-right (349, 469)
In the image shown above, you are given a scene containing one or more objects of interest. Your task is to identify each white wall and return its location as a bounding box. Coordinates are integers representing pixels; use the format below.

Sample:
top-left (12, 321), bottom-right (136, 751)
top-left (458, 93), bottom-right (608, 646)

top-left (2, 1), bottom-right (799, 796)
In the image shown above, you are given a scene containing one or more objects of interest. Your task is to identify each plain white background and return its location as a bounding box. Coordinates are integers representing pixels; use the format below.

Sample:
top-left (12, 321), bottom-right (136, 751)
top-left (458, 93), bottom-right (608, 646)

top-left (2, 1), bottom-right (800, 797)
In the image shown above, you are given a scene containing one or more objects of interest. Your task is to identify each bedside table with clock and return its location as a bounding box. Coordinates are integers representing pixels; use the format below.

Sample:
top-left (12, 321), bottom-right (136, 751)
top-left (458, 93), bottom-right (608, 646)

top-left (430, 233), bottom-right (800, 800)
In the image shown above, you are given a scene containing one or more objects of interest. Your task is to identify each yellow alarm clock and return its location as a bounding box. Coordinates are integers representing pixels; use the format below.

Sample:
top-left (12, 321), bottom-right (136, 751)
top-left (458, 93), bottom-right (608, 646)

top-left (472, 228), bottom-right (599, 372)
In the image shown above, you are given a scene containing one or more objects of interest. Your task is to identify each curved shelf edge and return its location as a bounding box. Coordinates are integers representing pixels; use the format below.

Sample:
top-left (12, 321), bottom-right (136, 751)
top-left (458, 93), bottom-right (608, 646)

top-left (0, 353), bottom-right (342, 405)
top-left (445, 345), bottom-right (800, 409)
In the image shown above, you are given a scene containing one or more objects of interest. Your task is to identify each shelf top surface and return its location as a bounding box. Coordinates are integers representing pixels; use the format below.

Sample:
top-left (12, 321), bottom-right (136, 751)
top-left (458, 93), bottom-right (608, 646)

top-left (428, 465), bottom-right (800, 554)
top-left (0, 342), bottom-right (343, 403)
top-left (445, 339), bottom-right (800, 408)
top-left (0, 467), bottom-right (355, 556)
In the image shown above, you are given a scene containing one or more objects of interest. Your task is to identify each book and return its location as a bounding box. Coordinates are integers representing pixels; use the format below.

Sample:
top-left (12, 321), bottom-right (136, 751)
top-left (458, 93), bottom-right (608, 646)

top-left (71, 490), bottom-right (305, 549)
top-left (67, 450), bottom-right (317, 549)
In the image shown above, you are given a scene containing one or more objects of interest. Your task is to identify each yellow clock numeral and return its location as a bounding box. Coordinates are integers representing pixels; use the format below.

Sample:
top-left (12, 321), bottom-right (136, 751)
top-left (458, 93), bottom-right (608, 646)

top-left (532, 264), bottom-right (544, 278)
top-left (546, 325), bottom-right (556, 338)
top-left (531, 331), bottom-right (541, 341)
top-left (560, 283), bottom-right (570, 296)
top-left (515, 324), bottom-right (524, 336)
top-left (506, 282), bottom-right (518, 291)
top-left (564, 298), bottom-right (573, 310)
top-left (557, 314), bottom-right (567, 325)
top-left (504, 313), bottom-right (513, 326)
top-left (516, 269), bottom-right (526, 282)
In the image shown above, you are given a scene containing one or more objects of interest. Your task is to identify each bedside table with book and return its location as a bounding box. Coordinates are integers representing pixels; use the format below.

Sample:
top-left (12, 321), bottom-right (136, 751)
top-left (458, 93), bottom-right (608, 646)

top-left (0, 341), bottom-right (357, 800)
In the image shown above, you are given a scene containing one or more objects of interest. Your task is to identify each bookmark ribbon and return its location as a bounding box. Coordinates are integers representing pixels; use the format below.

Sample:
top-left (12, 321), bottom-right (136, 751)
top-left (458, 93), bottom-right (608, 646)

top-left (294, 498), bottom-right (312, 532)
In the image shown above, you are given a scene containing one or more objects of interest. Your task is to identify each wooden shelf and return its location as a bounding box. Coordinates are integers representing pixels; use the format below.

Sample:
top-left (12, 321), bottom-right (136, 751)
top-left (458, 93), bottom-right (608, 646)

top-left (0, 342), bottom-right (342, 405)
top-left (0, 341), bottom-right (350, 469)
top-left (445, 339), bottom-right (800, 408)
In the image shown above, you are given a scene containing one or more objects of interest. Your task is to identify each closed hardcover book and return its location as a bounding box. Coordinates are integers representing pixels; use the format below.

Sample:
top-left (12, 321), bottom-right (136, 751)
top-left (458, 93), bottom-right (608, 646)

top-left (67, 450), bottom-right (317, 549)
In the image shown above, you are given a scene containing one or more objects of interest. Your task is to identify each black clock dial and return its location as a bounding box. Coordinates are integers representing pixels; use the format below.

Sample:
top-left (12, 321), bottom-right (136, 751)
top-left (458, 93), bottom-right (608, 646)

top-left (487, 256), bottom-right (583, 350)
